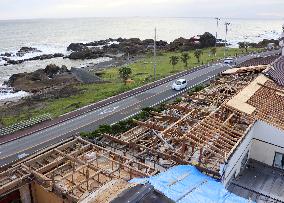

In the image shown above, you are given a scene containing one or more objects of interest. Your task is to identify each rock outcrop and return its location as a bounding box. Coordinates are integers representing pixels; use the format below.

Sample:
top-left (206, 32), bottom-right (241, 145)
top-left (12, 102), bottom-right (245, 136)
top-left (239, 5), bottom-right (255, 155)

top-left (67, 38), bottom-right (169, 60)
top-left (5, 64), bottom-right (77, 92)
top-left (68, 48), bottom-right (104, 60)
top-left (0, 52), bottom-right (12, 57)
top-left (167, 37), bottom-right (200, 52)
top-left (5, 53), bottom-right (64, 65)
top-left (16, 47), bottom-right (42, 57)
top-left (67, 43), bottom-right (87, 52)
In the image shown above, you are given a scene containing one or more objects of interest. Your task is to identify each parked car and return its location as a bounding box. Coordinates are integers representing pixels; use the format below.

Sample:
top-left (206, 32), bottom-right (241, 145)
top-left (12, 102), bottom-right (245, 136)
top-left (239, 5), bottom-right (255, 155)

top-left (172, 79), bottom-right (187, 91)
top-left (223, 57), bottom-right (235, 64)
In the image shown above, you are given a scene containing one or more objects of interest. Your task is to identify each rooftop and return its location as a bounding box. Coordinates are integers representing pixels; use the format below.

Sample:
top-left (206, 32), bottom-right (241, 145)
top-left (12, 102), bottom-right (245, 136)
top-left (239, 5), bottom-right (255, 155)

top-left (266, 56), bottom-right (284, 86)
top-left (102, 72), bottom-right (259, 176)
top-left (1, 54), bottom-right (284, 202)
top-left (130, 165), bottom-right (249, 203)
top-left (0, 137), bottom-right (158, 202)
top-left (102, 54), bottom-right (284, 177)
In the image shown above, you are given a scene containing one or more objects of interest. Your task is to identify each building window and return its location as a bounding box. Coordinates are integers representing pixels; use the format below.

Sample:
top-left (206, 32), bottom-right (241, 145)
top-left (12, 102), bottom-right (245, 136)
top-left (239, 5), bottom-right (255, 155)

top-left (273, 152), bottom-right (284, 169)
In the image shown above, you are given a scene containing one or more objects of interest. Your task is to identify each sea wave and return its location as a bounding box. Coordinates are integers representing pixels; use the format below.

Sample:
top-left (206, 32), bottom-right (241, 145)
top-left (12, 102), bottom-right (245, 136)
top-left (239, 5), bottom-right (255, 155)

top-left (0, 59), bottom-right (5, 66)
top-left (0, 85), bottom-right (30, 103)
top-left (0, 43), bottom-right (69, 62)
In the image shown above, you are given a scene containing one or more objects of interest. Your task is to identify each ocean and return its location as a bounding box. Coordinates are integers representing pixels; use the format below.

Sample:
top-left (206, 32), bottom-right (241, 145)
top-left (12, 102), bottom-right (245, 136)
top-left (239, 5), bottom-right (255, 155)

top-left (0, 17), bottom-right (283, 101)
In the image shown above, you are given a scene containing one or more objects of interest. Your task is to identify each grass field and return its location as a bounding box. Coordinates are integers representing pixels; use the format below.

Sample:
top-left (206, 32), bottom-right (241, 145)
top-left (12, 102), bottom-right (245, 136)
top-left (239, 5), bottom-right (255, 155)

top-left (1, 47), bottom-right (262, 126)
top-left (102, 47), bottom-right (260, 83)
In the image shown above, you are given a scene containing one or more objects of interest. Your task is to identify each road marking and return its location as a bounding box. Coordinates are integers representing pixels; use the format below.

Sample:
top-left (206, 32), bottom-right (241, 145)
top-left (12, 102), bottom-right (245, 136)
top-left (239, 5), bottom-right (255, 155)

top-left (0, 65), bottom-right (226, 162)
top-left (99, 106), bottom-right (120, 115)
top-left (0, 52), bottom-right (276, 149)
top-left (0, 81), bottom-right (174, 161)
top-left (18, 153), bottom-right (29, 159)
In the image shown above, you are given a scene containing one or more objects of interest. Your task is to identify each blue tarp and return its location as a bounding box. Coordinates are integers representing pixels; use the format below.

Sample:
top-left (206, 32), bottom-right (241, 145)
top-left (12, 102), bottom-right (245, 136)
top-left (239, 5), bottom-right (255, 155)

top-left (130, 165), bottom-right (251, 203)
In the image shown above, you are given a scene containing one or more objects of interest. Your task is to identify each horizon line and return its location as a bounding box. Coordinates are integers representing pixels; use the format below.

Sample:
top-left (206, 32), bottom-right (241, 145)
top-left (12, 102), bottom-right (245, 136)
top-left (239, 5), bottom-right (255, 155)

top-left (0, 16), bottom-right (283, 22)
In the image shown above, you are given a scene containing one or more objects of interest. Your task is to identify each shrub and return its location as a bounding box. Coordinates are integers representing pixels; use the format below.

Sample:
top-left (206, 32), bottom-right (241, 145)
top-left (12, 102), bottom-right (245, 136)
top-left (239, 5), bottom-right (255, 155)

top-left (199, 32), bottom-right (216, 48)
top-left (174, 97), bottom-right (182, 103)
top-left (80, 105), bottom-right (165, 139)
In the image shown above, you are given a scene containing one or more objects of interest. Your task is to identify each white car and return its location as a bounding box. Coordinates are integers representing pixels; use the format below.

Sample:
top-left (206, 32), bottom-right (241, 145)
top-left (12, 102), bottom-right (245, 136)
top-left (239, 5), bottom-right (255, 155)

top-left (172, 79), bottom-right (187, 91)
top-left (223, 57), bottom-right (234, 64)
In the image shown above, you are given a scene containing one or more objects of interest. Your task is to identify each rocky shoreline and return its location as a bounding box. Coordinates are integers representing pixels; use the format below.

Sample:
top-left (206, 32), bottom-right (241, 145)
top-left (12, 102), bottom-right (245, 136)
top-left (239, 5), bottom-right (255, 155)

top-left (0, 33), bottom-right (278, 104)
top-left (4, 64), bottom-right (79, 92)
top-left (0, 33), bottom-right (278, 67)
top-left (65, 34), bottom-right (210, 60)
top-left (0, 32), bottom-right (216, 66)
top-left (1, 52), bottom-right (64, 65)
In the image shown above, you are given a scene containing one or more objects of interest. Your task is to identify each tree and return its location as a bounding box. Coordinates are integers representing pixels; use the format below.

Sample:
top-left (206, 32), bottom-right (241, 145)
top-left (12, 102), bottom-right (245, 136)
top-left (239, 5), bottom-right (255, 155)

top-left (211, 47), bottom-right (217, 57)
top-left (169, 56), bottom-right (179, 69)
top-left (194, 49), bottom-right (203, 63)
top-left (199, 32), bottom-right (216, 48)
top-left (238, 42), bottom-right (249, 52)
top-left (180, 53), bottom-right (190, 67)
top-left (119, 66), bottom-right (132, 85)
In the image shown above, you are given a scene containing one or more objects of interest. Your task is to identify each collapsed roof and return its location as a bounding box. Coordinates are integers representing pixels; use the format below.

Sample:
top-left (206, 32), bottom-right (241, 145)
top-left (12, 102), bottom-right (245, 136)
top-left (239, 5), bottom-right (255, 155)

top-left (102, 55), bottom-right (284, 177)
top-left (0, 137), bottom-right (158, 202)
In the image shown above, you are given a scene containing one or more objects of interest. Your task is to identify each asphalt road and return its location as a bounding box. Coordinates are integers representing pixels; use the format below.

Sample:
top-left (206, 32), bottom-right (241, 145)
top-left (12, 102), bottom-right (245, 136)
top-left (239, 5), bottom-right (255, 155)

top-left (0, 50), bottom-right (280, 167)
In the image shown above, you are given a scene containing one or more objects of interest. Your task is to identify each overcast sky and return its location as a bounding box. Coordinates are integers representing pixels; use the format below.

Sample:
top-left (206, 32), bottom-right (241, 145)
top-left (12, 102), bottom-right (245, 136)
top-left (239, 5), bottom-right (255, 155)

top-left (0, 0), bottom-right (283, 20)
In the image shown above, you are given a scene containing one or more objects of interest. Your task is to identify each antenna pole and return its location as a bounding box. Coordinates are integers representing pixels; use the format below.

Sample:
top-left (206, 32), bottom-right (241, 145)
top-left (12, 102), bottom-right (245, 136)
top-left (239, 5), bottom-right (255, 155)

top-left (224, 22), bottom-right (230, 56)
top-left (154, 27), bottom-right (157, 81)
top-left (215, 17), bottom-right (220, 48)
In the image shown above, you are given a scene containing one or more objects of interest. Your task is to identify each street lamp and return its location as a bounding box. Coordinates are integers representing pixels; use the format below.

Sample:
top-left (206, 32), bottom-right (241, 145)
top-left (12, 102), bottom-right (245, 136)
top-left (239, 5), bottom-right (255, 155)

top-left (154, 27), bottom-right (157, 81)
top-left (215, 17), bottom-right (221, 48)
top-left (224, 22), bottom-right (231, 56)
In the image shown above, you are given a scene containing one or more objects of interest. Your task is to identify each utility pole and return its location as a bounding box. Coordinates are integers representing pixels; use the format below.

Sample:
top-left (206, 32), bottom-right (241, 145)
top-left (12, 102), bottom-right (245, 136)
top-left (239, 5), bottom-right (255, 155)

top-left (215, 17), bottom-right (220, 48)
top-left (154, 27), bottom-right (157, 81)
top-left (224, 22), bottom-right (231, 56)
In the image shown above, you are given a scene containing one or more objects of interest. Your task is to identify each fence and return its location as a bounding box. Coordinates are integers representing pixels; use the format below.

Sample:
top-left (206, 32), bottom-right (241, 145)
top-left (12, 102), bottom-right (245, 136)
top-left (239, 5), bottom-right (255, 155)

top-left (0, 114), bottom-right (52, 137)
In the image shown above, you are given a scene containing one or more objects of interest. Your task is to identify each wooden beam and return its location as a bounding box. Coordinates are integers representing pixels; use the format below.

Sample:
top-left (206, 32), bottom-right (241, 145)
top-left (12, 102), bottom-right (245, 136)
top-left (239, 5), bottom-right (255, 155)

top-left (166, 104), bottom-right (191, 112)
top-left (195, 127), bottom-right (233, 151)
top-left (104, 134), bottom-right (130, 145)
top-left (185, 135), bottom-right (224, 160)
top-left (187, 133), bottom-right (226, 158)
top-left (201, 121), bottom-right (238, 143)
top-left (161, 109), bottom-right (195, 135)
top-left (150, 111), bottom-right (180, 122)
top-left (134, 120), bottom-right (165, 131)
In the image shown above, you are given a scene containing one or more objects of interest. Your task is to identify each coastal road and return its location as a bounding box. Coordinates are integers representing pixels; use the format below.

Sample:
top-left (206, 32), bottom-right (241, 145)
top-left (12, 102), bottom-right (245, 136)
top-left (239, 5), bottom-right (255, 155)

top-left (0, 50), bottom-right (280, 167)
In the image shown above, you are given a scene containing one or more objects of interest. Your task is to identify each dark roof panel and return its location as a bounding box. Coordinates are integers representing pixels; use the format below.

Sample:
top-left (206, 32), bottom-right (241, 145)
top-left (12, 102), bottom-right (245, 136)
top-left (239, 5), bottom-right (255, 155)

top-left (111, 184), bottom-right (174, 203)
top-left (266, 56), bottom-right (284, 86)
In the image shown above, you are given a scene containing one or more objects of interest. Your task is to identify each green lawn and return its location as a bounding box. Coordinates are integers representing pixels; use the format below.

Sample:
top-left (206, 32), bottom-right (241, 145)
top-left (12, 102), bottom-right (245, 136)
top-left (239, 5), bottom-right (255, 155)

top-left (102, 47), bottom-right (260, 83)
top-left (0, 47), bottom-right (262, 126)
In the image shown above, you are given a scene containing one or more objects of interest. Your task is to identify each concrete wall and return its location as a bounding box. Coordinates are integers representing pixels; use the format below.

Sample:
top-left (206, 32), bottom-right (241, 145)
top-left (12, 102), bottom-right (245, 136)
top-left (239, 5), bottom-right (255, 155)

top-left (222, 125), bottom-right (254, 185)
top-left (250, 121), bottom-right (284, 165)
top-left (250, 139), bottom-right (284, 166)
top-left (223, 120), bottom-right (284, 186)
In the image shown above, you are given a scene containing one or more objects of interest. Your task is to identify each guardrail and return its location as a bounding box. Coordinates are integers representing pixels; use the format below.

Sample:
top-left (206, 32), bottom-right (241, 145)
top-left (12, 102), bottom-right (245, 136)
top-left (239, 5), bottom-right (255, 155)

top-left (0, 114), bottom-right (52, 137)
